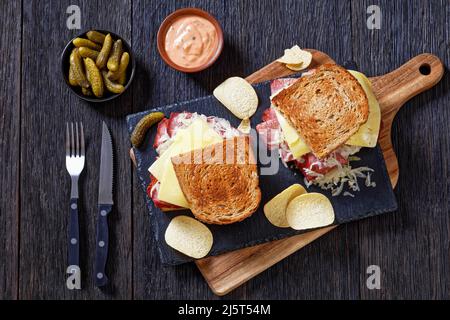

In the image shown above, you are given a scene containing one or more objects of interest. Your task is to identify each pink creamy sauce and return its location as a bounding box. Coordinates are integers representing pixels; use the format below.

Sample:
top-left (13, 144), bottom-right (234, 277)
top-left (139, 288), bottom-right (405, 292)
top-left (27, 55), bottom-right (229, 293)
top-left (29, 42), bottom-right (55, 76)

top-left (164, 15), bottom-right (218, 68)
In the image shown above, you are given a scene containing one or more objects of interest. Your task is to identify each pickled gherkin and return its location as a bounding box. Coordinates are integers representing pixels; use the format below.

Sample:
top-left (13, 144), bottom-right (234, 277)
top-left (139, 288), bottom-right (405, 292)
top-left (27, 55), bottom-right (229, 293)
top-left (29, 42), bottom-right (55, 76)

top-left (73, 38), bottom-right (101, 51)
top-left (70, 49), bottom-right (90, 88)
top-left (107, 39), bottom-right (123, 72)
top-left (118, 70), bottom-right (127, 85)
top-left (86, 30), bottom-right (106, 44)
top-left (79, 47), bottom-right (100, 60)
top-left (68, 65), bottom-right (78, 86)
top-left (84, 58), bottom-right (104, 97)
top-left (81, 87), bottom-right (93, 96)
top-left (107, 52), bottom-right (129, 80)
top-left (66, 31), bottom-right (131, 99)
top-left (131, 112), bottom-right (165, 148)
top-left (96, 33), bottom-right (113, 69)
top-left (102, 70), bottom-right (125, 94)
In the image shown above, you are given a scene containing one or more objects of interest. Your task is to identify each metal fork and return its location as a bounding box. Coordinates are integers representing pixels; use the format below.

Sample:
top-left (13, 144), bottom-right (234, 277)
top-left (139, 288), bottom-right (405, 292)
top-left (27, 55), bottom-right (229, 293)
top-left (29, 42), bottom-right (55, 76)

top-left (65, 122), bottom-right (85, 290)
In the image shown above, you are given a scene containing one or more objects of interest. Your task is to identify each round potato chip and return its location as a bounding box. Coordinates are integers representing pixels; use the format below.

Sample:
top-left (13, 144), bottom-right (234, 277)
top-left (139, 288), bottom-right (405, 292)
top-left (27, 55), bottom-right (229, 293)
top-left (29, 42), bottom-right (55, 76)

top-left (165, 215), bottom-right (213, 259)
top-left (286, 63), bottom-right (304, 71)
top-left (277, 45), bottom-right (312, 69)
top-left (286, 193), bottom-right (335, 230)
top-left (213, 77), bottom-right (258, 120)
top-left (276, 46), bottom-right (302, 64)
top-left (264, 184), bottom-right (307, 227)
top-left (294, 47), bottom-right (312, 67)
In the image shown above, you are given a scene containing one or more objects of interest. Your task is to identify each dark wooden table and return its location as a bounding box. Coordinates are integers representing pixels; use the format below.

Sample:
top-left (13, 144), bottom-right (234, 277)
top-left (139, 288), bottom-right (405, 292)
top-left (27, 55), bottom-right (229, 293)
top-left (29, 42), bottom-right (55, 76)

top-left (1, 0), bottom-right (449, 300)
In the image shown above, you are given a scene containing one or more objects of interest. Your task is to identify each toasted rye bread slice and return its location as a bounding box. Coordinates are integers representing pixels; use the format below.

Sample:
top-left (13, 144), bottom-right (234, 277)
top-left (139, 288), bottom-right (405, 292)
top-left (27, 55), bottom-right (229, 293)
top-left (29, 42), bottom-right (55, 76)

top-left (171, 136), bottom-right (261, 225)
top-left (272, 64), bottom-right (369, 159)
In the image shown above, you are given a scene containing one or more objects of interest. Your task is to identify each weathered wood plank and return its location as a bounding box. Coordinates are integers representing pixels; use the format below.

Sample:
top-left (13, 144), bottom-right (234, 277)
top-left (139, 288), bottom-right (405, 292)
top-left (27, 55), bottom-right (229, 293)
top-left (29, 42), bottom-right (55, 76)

top-left (0, 0), bottom-right (21, 300)
top-left (19, 0), bottom-right (132, 299)
top-left (132, 0), bottom-right (357, 299)
top-left (10, 0), bottom-right (449, 299)
top-left (351, 0), bottom-right (449, 299)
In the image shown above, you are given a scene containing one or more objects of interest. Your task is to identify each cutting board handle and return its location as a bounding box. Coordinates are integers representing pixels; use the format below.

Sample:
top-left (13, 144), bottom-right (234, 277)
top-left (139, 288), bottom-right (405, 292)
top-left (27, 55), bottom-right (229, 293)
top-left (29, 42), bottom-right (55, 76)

top-left (369, 53), bottom-right (443, 187)
top-left (371, 53), bottom-right (444, 120)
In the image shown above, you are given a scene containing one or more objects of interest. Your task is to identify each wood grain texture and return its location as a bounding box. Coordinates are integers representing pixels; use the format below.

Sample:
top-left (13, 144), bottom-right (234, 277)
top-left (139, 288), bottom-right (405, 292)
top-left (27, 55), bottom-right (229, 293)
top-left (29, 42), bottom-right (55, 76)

top-left (0, 0), bottom-right (21, 300)
top-left (0, 0), bottom-right (448, 300)
top-left (352, 0), bottom-right (450, 299)
top-left (19, 0), bottom-right (132, 299)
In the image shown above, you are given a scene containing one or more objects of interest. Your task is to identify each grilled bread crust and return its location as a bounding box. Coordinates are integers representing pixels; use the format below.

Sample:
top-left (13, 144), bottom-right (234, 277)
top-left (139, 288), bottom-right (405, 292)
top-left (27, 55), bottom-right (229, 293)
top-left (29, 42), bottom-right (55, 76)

top-left (272, 64), bottom-right (369, 159)
top-left (171, 136), bottom-right (261, 225)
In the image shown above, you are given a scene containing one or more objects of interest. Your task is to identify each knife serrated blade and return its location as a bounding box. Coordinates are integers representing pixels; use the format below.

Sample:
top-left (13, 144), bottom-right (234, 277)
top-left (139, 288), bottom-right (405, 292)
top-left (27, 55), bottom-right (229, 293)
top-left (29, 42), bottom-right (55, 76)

top-left (98, 122), bottom-right (114, 205)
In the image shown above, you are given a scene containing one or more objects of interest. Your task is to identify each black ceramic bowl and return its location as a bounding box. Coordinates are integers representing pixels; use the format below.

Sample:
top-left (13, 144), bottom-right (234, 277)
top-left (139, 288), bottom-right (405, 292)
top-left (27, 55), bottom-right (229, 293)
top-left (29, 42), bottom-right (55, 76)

top-left (61, 30), bottom-right (135, 103)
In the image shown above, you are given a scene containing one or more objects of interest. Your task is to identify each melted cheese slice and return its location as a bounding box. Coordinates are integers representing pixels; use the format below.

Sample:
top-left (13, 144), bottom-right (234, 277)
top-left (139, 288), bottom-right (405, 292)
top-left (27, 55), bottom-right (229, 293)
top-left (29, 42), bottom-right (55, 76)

top-left (274, 108), bottom-right (310, 158)
top-left (149, 118), bottom-right (223, 208)
top-left (158, 162), bottom-right (189, 208)
top-left (346, 70), bottom-right (381, 148)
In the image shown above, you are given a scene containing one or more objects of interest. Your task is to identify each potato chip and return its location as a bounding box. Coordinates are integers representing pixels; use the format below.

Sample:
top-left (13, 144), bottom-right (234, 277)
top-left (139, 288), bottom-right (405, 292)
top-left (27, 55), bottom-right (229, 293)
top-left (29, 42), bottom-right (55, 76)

top-left (286, 63), bottom-right (304, 71)
top-left (276, 46), bottom-right (302, 64)
top-left (237, 117), bottom-right (251, 134)
top-left (213, 77), bottom-right (258, 120)
top-left (277, 45), bottom-right (312, 70)
top-left (293, 47), bottom-right (312, 67)
top-left (164, 215), bottom-right (213, 259)
top-left (264, 184), bottom-right (307, 227)
top-left (286, 193), bottom-right (335, 230)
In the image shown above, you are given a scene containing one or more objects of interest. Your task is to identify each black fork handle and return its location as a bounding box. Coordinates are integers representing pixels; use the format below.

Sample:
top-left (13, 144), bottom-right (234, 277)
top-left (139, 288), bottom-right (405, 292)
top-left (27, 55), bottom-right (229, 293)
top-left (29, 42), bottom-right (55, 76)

top-left (68, 198), bottom-right (80, 266)
top-left (66, 197), bottom-right (81, 290)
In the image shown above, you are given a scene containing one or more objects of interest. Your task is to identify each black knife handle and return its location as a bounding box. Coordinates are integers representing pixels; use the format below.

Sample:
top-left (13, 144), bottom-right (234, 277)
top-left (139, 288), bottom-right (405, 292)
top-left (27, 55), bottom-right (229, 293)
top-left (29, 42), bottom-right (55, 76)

top-left (94, 204), bottom-right (112, 287)
top-left (68, 198), bottom-right (80, 268)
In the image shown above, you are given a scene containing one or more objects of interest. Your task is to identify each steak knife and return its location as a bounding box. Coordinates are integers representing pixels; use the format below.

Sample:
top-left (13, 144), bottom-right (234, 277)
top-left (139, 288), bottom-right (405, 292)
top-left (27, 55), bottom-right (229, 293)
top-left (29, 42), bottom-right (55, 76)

top-left (94, 121), bottom-right (114, 287)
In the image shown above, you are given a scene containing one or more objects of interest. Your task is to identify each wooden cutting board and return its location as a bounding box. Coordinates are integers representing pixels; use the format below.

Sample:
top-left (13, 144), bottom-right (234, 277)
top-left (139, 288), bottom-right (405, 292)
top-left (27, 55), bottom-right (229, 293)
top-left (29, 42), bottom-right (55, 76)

top-left (131, 50), bottom-right (443, 296)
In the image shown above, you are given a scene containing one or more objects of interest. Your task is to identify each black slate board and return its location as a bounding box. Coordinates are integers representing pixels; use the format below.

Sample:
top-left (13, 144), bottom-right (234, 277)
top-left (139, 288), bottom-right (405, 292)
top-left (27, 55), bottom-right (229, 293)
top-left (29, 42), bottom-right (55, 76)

top-left (126, 80), bottom-right (398, 265)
